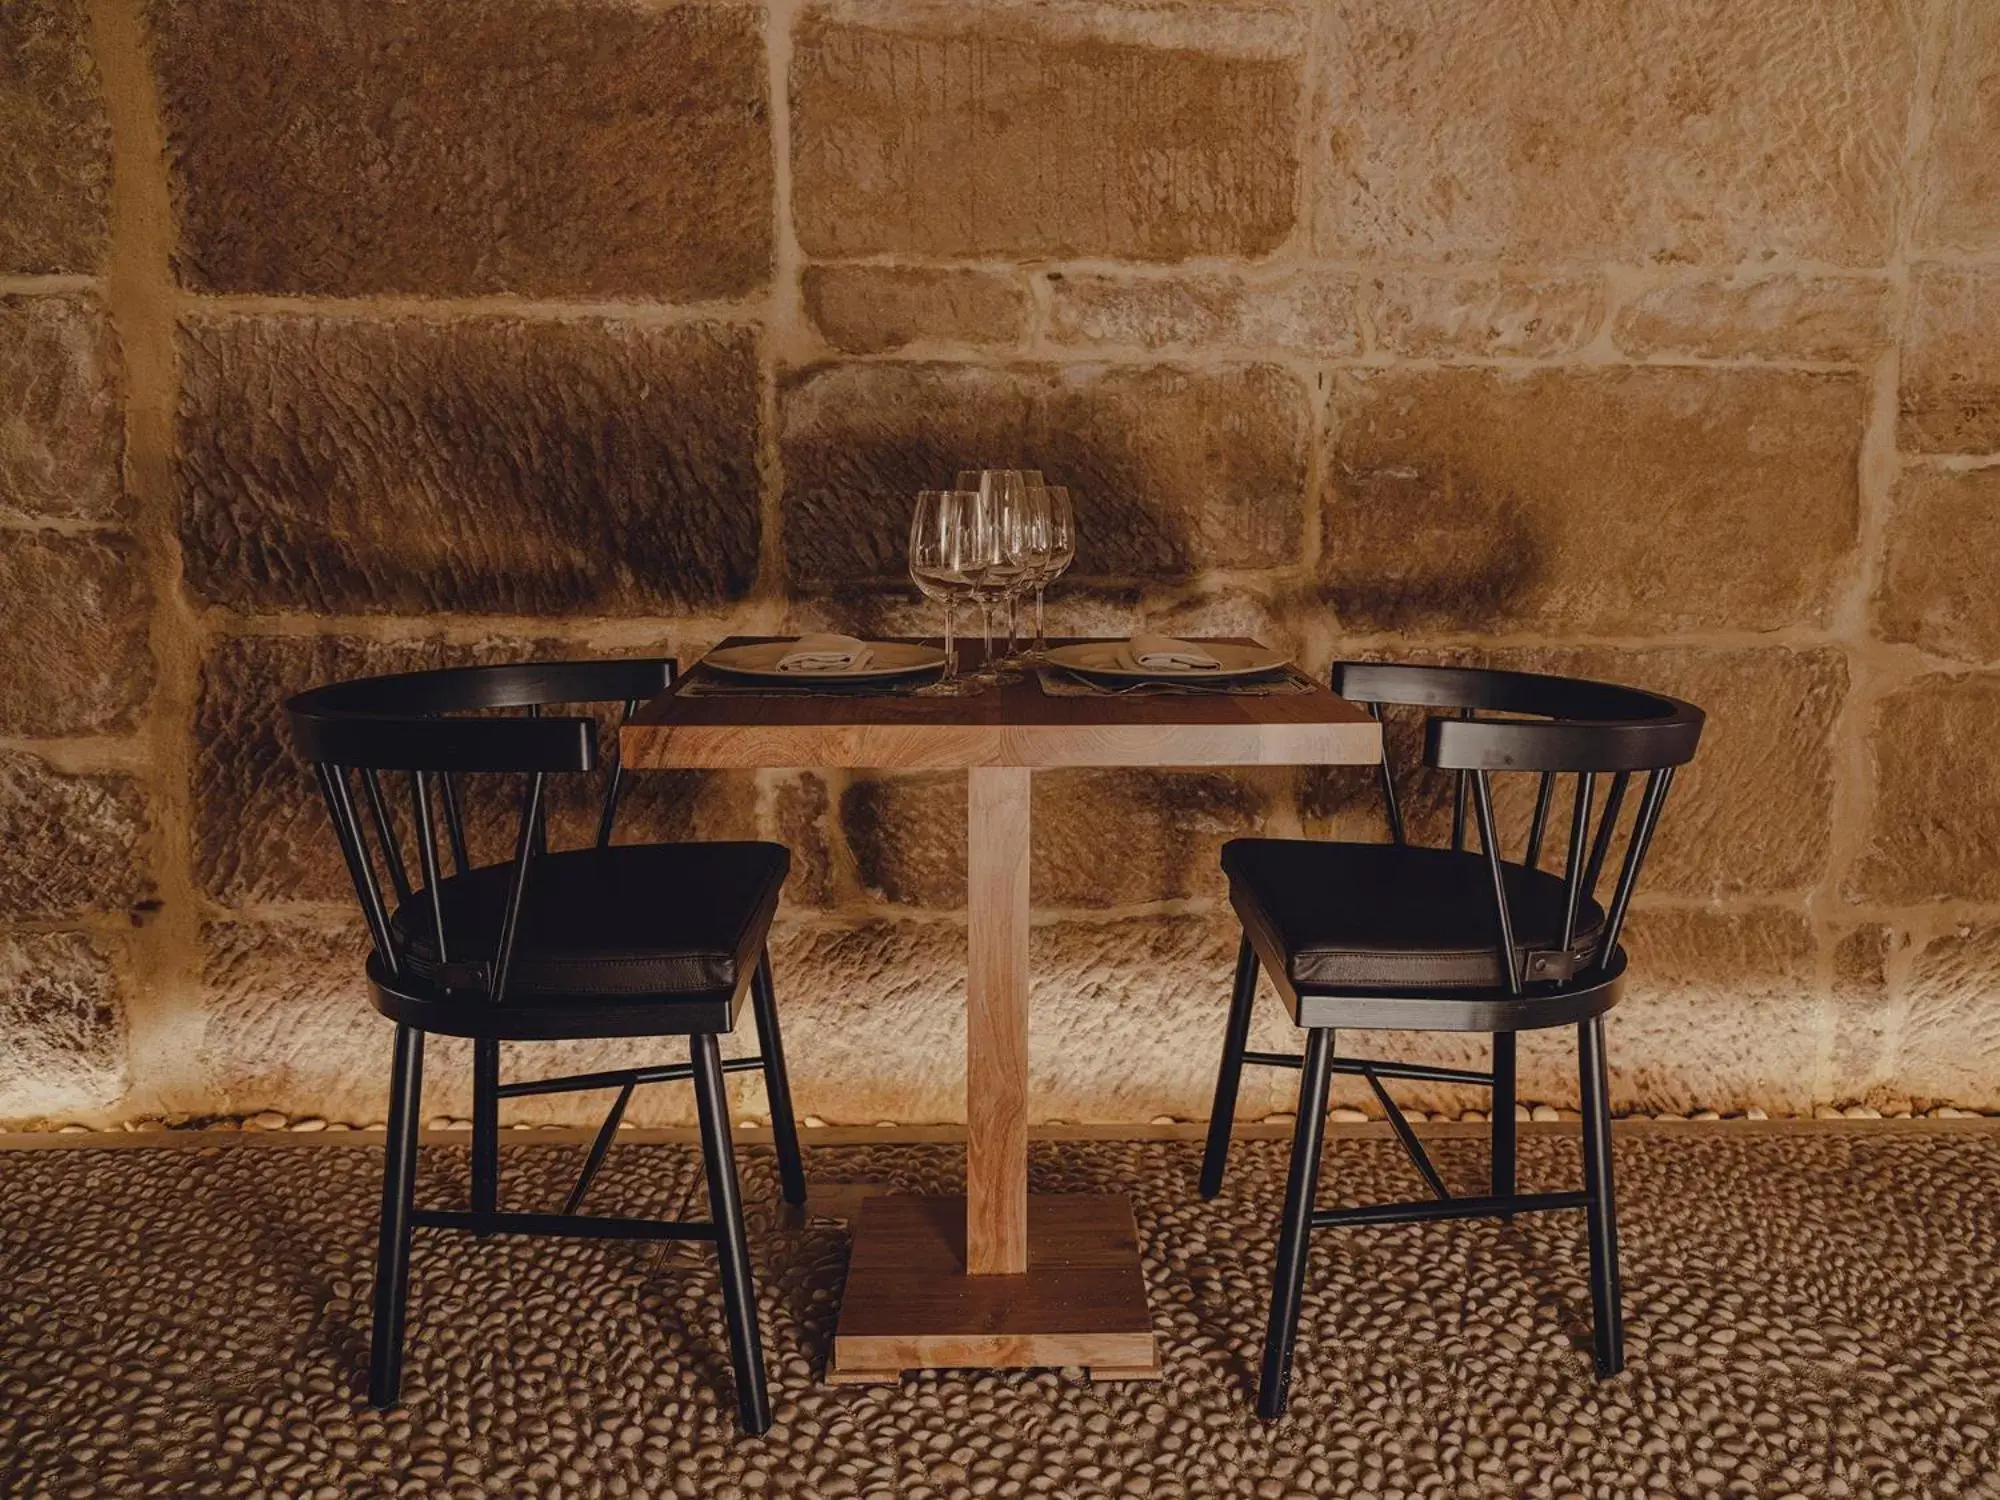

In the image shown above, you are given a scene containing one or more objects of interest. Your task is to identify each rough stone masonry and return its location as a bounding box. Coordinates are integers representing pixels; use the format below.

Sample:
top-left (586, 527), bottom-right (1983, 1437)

top-left (2, 0), bottom-right (1998, 1129)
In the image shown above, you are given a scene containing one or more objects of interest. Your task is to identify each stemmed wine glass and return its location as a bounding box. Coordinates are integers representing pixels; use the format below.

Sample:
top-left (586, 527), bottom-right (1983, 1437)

top-left (955, 469), bottom-right (1043, 676)
top-left (1020, 484), bottom-right (1074, 662)
top-left (908, 489), bottom-right (983, 696)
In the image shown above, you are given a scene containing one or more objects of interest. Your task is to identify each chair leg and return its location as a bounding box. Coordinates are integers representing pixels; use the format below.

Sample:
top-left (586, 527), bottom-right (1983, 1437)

top-left (1257, 1026), bottom-right (1335, 1422)
top-left (369, 1024), bottom-right (425, 1409)
top-left (1491, 1030), bottom-right (1517, 1202)
top-left (691, 1032), bottom-right (772, 1436)
top-left (471, 1037), bottom-right (500, 1233)
top-left (1200, 933), bottom-right (1261, 1200)
top-left (1577, 1015), bottom-right (1625, 1378)
top-left (751, 948), bottom-right (807, 1208)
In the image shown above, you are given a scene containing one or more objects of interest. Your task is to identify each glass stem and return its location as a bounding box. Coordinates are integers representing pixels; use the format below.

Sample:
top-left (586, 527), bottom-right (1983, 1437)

top-left (941, 600), bottom-right (958, 682)
top-left (1033, 586), bottom-right (1048, 654)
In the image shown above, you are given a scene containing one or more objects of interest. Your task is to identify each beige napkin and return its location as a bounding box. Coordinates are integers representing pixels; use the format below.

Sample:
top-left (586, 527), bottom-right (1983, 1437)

top-left (1120, 633), bottom-right (1222, 671)
top-left (777, 633), bottom-right (876, 673)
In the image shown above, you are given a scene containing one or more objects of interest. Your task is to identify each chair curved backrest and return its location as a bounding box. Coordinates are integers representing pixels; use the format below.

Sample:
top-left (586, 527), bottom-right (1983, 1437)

top-left (1330, 661), bottom-right (1705, 996)
top-left (283, 658), bottom-right (676, 1002)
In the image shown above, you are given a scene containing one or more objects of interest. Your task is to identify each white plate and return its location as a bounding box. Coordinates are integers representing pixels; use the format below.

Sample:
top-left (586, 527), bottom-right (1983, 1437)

top-left (1046, 640), bottom-right (1292, 682)
top-left (702, 640), bottom-right (948, 683)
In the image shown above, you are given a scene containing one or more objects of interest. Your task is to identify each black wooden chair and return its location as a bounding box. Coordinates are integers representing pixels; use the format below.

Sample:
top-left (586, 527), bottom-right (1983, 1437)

top-left (285, 658), bottom-right (805, 1435)
top-left (1199, 661), bottom-right (1703, 1420)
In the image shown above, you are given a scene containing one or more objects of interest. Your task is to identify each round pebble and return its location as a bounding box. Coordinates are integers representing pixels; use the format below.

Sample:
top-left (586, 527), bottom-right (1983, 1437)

top-left (0, 1130), bottom-right (1994, 1497)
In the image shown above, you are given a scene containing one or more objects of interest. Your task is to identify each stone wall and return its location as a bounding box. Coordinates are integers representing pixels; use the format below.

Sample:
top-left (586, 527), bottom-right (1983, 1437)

top-left (3, 0), bottom-right (1997, 1129)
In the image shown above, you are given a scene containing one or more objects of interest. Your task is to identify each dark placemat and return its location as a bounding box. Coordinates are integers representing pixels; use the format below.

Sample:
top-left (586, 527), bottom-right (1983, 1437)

top-left (675, 667), bottom-right (948, 699)
top-left (1034, 664), bottom-right (1319, 698)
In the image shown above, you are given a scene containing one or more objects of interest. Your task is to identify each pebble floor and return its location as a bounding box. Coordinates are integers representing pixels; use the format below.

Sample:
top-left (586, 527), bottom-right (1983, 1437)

top-left (3, 1129), bottom-right (1998, 1499)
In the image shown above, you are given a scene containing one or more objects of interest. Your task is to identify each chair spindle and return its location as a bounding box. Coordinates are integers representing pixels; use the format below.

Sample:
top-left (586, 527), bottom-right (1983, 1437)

top-left (1594, 766), bottom-right (1675, 970)
top-left (1580, 770), bottom-right (1631, 903)
top-left (439, 772), bottom-right (470, 875)
top-left (1524, 772), bottom-right (1556, 871)
top-left (489, 771), bottom-right (545, 1006)
top-left (362, 767), bottom-right (413, 904)
top-left (1558, 772), bottom-right (1595, 951)
top-left (594, 697), bottom-right (643, 849)
top-left (318, 763), bottom-right (401, 974)
top-left (1471, 771), bottom-right (1524, 994)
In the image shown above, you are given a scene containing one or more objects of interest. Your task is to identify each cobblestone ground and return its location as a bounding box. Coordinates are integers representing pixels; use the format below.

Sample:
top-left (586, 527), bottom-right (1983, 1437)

top-left (2, 1129), bottom-right (1998, 1499)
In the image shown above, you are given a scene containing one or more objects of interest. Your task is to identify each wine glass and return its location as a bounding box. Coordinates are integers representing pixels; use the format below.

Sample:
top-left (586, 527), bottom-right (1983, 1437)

top-left (994, 479), bottom-right (1054, 666)
top-left (955, 469), bottom-right (1042, 675)
top-left (908, 489), bottom-right (982, 696)
top-left (1022, 484), bottom-right (1074, 661)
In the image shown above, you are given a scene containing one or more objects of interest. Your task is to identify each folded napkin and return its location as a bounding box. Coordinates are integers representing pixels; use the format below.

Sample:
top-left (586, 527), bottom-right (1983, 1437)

top-left (1119, 633), bottom-right (1222, 671)
top-left (777, 633), bottom-right (876, 673)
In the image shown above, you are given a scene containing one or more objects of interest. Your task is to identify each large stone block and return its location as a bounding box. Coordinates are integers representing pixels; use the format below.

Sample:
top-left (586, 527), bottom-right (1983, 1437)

top-left (0, 753), bottom-right (151, 919)
top-left (1875, 466), bottom-right (2000, 662)
top-left (1915, 0), bottom-right (2000, 253)
top-left (772, 771), bottom-right (837, 909)
top-left (1639, 650), bottom-right (1846, 899)
top-left (1043, 270), bottom-right (1360, 355)
top-left (1850, 673), bottom-right (2000, 903)
top-left (1034, 768), bottom-right (1278, 908)
top-left (192, 633), bottom-right (746, 905)
top-left (175, 313), bottom-right (762, 615)
top-left (150, 0), bottom-right (771, 298)
top-left (0, 931), bottom-right (126, 1122)
top-left (1612, 274), bottom-right (1891, 363)
top-left (791, 7), bottom-right (1301, 261)
top-left (1511, 647), bottom-right (1846, 900)
top-left (196, 635), bottom-right (467, 906)
top-left (197, 915), bottom-right (385, 1122)
top-left (802, 266), bottom-right (1029, 356)
top-left (0, 0), bottom-right (109, 274)
top-left (841, 772), bottom-right (964, 909)
top-left (841, 765), bottom-right (1282, 911)
top-left (1028, 912), bottom-right (1260, 1122)
top-left (784, 579), bottom-right (1148, 649)
top-left (1607, 907), bottom-right (1821, 1116)
top-left (767, 917), bottom-right (969, 1124)
top-left (1828, 924), bottom-right (1900, 1108)
top-left (594, 766), bottom-right (760, 865)
top-left (1897, 924), bottom-right (2000, 1111)
top-left (1322, 368), bottom-right (1864, 634)
top-left (781, 361), bottom-right (1307, 587)
top-left (0, 293), bottom-right (123, 522)
top-left (0, 532), bottom-right (152, 736)
top-left (1145, 585), bottom-right (1312, 664)
top-left (1899, 267), bottom-right (2000, 454)
top-left (1315, 0), bottom-right (1915, 265)
top-left (1369, 271), bottom-right (1602, 359)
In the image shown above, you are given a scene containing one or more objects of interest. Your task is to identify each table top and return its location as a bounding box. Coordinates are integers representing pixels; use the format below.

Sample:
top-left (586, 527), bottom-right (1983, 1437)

top-left (621, 638), bottom-right (1382, 771)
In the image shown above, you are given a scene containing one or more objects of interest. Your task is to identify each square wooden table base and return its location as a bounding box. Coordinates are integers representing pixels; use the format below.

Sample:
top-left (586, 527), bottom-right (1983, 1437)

top-left (826, 1194), bottom-right (1160, 1384)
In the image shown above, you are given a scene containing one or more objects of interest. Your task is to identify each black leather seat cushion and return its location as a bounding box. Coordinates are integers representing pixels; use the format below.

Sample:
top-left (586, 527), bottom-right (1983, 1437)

top-left (1222, 839), bottom-right (1605, 993)
top-left (389, 842), bottom-right (789, 1000)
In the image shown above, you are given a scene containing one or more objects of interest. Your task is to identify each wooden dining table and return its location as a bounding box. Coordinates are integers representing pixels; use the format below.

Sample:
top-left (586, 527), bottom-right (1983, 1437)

top-left (621, 638), bottom-right (1382, 1383)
